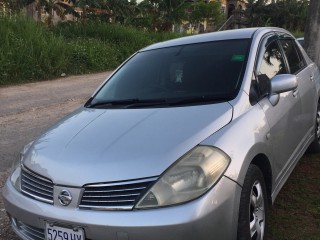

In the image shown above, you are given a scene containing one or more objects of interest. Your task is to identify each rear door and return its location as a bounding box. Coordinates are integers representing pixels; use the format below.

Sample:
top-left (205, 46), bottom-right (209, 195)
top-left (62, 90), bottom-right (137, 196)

top-left (279, 37), bottom-right (317, 140)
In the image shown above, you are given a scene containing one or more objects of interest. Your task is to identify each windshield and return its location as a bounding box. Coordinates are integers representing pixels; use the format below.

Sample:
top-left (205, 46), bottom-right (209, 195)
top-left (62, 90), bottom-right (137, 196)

top-left (88, 39), bottom-right (250, 108)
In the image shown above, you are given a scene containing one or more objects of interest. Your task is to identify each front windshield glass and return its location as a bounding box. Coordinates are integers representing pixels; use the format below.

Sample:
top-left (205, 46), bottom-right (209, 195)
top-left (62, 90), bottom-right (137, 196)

top-left (89, 39), bottom-right (250, 108)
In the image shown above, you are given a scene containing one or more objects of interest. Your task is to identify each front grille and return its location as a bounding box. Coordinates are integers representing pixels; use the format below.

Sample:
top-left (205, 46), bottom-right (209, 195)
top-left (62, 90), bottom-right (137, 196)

top-left (80, 177), bottom-right (157, 210)
top-left (21, 166), bottom-right (54, 204)
top-left (16, 220), bottom-right (45, 240)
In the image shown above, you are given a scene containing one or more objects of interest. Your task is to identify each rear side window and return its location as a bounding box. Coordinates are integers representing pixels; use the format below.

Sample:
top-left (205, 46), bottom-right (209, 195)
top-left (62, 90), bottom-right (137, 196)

top-left (280, 39), bottom-right (306, 74)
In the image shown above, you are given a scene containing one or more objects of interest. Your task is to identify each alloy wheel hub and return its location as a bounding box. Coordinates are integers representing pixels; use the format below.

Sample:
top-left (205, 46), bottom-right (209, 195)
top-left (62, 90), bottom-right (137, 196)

top-left (249, 181), bottom-right (265, 240)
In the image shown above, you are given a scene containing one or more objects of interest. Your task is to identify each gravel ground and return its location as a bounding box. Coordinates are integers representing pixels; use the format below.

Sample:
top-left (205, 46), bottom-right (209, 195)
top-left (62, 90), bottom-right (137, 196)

top-left (0, 72), bottom-right (111, 240)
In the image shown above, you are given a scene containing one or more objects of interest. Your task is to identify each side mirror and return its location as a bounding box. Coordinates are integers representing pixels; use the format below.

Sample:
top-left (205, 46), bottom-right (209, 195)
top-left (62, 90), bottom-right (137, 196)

top-left (269, 74), bottom-right (298, 106)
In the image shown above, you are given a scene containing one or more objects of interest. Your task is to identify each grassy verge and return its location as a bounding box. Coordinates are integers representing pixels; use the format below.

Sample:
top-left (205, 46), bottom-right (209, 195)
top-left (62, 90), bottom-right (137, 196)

top-left (292, 31), bottom-right (304, 38)
top-left (0, 17), bottom-right (182, 86)
top-left (267, 153), bottom-right (320, 240)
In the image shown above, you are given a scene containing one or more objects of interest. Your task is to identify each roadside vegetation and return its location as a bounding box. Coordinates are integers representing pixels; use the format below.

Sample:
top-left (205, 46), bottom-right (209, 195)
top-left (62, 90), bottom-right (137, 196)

top-left (245, 0), bottom-right (308, 32)
top-left (0, 0), bottom-right (225, 85)
top-left (0, 0), bottom-right (310, 86)
top-left (0, 16), bottom-right (183, 85)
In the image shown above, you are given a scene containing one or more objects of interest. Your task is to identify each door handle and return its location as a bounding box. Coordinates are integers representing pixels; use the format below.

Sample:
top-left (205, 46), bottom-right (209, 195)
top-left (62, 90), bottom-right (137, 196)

top-left (310, 75), bottom-right (314, 82)
top-left (293, 89), bottom-right (299, 97)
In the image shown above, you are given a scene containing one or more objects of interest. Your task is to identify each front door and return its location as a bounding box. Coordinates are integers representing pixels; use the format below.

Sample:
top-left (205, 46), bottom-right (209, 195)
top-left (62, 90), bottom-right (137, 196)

top-left (254, 35), bottom-right (304, 191)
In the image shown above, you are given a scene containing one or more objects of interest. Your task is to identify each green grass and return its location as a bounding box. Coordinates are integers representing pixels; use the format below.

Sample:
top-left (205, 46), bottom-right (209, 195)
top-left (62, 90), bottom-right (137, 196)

top-left (0, 17), bottom-right (67, 83)
top-left (291, 31), bottom-right (304, 38)
top-left (267, 153), bottom-right (320, 240)
top-left (0, 17), bottom-right (183, 85)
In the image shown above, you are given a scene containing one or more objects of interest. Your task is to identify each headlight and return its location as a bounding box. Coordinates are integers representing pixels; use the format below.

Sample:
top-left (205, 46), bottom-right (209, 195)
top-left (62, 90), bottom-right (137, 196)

top-left (135, 146), bottom-right (230, 209)
top-left (10, 141), bottom-right (33, 191)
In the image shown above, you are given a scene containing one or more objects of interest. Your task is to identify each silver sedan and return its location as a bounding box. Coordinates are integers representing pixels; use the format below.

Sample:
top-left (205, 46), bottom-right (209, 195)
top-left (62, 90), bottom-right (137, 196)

top-left (3, 27), bottom-right (320, 240)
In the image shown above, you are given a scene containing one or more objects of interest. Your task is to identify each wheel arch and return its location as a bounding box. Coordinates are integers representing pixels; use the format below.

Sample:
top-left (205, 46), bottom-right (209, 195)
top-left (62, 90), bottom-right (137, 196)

top-left (250, 154), bottom-right (273, 206)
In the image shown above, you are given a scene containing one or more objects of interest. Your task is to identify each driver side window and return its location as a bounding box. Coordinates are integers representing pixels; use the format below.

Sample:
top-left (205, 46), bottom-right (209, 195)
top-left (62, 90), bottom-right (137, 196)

top-left (250, 37), bottom-right (287, 104)
top-left (258, 40), bottom-right (287, 80)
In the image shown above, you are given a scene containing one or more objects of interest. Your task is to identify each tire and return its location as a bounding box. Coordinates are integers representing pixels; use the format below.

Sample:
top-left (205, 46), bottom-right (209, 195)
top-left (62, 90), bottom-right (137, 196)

top-left (308, 102), bottom-right (320, 153)
top-left (237, 165), bottom-right (268, 240)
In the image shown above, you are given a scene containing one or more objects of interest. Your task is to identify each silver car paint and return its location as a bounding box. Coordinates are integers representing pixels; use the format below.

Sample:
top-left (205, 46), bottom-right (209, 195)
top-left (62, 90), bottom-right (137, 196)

top-left (204, 28), bottom-right (320, 202)
top-left (23, 103), bottom-right (232, 186)
top-left (4, 176), bottom-right (241, 240)
top-left (3, 27), bottom-right (320, 240)
top-left (201, 91), bottom-right (273, 186)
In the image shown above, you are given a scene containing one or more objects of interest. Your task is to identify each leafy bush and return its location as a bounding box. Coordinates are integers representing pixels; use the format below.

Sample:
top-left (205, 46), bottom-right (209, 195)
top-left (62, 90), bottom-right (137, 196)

top-left (53, 21), bottom-right (182, 62)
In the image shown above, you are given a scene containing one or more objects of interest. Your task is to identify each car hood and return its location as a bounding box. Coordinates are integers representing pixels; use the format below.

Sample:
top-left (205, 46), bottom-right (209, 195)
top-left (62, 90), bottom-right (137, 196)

top-left (24, 103), bottom-right (233, 186)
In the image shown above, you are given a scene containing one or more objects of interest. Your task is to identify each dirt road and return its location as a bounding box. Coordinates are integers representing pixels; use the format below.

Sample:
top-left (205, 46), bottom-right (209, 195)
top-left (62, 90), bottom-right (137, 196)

top-left (0, 71), bottom-right (111, 239)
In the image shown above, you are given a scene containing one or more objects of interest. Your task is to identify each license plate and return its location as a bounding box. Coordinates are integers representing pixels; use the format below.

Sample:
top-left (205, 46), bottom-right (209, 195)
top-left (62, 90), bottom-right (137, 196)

top-left (45, 223), bottom-right (84, 240)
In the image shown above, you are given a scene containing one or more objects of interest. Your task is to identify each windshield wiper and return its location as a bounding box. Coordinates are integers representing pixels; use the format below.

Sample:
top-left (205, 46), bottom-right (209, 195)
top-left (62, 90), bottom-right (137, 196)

top-left (86, 95), bottom-right (231, 109)
top-left (86, 98), bottom-right (168, 109)
top-left (86, 98), bottom-right (137, 108)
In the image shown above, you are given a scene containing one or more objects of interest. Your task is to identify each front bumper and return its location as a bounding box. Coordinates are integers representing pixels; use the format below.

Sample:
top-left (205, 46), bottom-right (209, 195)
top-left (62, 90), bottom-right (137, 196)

top-left (3, 176), bottom-right (241, 240)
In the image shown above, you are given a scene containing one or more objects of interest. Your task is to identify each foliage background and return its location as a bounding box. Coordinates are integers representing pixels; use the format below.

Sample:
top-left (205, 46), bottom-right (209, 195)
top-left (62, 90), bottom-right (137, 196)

top-left (245, 0), bottom-right (308, 32)
top-left (0, 0), bottom-right (310, 85)
top-left (0, 16), bottom-right (182, 85)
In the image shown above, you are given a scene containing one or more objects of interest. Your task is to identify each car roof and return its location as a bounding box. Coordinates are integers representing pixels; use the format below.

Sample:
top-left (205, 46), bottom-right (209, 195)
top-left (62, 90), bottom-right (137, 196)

top-left (141, 27), bottom-right (290, 51)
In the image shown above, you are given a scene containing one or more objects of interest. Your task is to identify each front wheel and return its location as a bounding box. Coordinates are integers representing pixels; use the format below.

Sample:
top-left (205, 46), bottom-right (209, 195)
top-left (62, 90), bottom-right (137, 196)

top-left (237, 165), bottom-right (268, 240)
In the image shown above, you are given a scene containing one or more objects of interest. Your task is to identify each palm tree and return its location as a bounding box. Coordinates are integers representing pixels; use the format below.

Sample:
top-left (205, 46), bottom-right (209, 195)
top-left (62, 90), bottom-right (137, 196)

top-left (136, 0), bottom-right (187, 32)
top-left (156, 0), bottom-right (188, 31)
top-left (107, 0), bottom-right (135, 23)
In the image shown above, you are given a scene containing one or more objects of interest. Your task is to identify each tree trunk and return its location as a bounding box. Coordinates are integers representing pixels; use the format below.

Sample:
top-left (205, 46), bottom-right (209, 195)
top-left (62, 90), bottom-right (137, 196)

top-left (304, 0), bottom-right (320, 67)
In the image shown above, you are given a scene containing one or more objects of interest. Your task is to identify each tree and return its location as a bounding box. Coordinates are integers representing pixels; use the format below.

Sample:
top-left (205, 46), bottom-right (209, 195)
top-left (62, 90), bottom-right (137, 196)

top-left (304, 0), bottom-right (320, 67)
top-left (107, 0), bottom-right (135, 24)
top-left (134, 0), bottom-right (188, 32)
top-left (126, 0), bottom-right (156, 30)
top-left (188, 1), bottom-right (222, 27)
top-left (245, 0), bottom-right (269, 27)
top-left (154, 0), bottom-right (188, 32)
top-left (244, 0), bottom-right (308, 32)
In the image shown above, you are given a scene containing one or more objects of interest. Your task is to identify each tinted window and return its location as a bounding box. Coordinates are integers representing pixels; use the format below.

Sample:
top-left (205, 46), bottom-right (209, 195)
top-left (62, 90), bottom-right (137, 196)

top-left (280, 39), bottom-right (305, 73)
top-left (91, 39), bottom-right (250, 107)
top-left (295, 40), bottom-right (307, 67)
top-left (256, 40), bottom-right (287, 97)
top-left (258, 40), bottom-right (286, 79)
